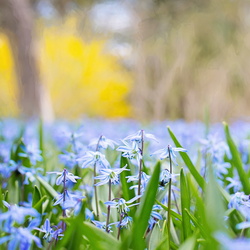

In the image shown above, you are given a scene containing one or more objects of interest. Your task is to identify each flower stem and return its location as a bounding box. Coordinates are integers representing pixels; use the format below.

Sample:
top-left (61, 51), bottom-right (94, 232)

top-left (93, 135), bottom-right (103, 219)
top-left (138, 130), bottom-right (144, 200)
top-left (167, 145), bottom-right (172, 249)
top-left (172, 190), bottom-right (180, 214)
top-left (62, 169), bottom-right (67, 231)
top-left (117, 213), bottom-right (123, 239)
top-left (106, 179), bottom-right (112, 232)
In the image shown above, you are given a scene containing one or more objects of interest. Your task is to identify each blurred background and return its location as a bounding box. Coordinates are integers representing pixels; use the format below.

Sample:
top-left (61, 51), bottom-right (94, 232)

top-left (0, 0), bottom-right (250, 122)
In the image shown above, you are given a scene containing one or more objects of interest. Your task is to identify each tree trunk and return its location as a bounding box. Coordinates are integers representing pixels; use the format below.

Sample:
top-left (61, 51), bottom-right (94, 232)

top-left (0, 0), bottom-right (53, 121)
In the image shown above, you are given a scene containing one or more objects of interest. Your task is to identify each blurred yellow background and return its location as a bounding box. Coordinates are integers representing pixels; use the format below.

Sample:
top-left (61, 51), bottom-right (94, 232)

top-left (1, 0), bottom-right (250, 122)
top-left (0, 16), bottom-right (132, 119)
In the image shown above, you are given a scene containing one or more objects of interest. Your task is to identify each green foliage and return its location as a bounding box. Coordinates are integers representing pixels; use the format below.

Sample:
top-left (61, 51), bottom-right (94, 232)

top-left (180, 169), bottom-right (191, 240)
top-left (2, 122), bottom-right (250, 250)
top-left (223, 122), bottom-right (250, 194)
top-left (119, 155), bottom-right (135, 201)
top-left (129, 161), bottom-right (161, 250)
top-left (168, 126), bottom-right (206, 190)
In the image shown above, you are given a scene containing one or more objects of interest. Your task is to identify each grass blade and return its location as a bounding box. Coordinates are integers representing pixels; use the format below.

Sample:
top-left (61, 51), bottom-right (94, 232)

top-left (120, 155), bottom-right (135, 201)
top-left (180, 169), bottom-right (192, 240)
top-left (36, 176), bottom-right (58, 198)
top-left (130, 161), bottom-right (161, 250)
top-left (223, 122), bottom-right (250, 194)
top-left (167, 127), bottom-right (205, 190)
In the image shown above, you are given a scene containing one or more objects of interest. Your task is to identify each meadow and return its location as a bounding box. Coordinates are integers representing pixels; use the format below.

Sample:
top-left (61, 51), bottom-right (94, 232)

top-left (0, 118), bottom-right (250, 250)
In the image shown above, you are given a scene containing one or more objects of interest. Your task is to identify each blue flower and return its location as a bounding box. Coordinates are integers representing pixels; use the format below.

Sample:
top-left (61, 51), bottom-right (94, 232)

top-left (77, 151), bottom-right (110, 171)
top-left (104, 196), bottom-right (140, 214)
top-left (35, 219), bottom-right (64, 243)
top-left (92, 220), bottom-right (112, 232)
top-left (94, 165), bottom-right (128, 186)
top-left (109, 215), bottom-right (133, 228)
top-left (148, 205), bottom-right (163, 230)
top-left (200, 134), bottom-right (230, 163)
top-left (126, 172), bottom-right (150, 193)
top-left (117, 141), bottom-right (142, 166)
top-left (159, 169), bottom-right (179, 188)
top-left (53, 190), bottom-right (85, 209)
top-left (0, 227), bottom-right (42, 250)
top-left (47, 169), bottom-right (80, 186)
top-left (0, 160), bottom-right (18, 179)
top-left (18, 166), bottom-right (43, 185)
top-left (18, 143), bottom-right (43, 165)
top-left (0, 201), bottom-right (40, 232)
top-left (215, 232), bottom-right (250, 250)
top-left (226, 176), bottom-right (242, 193)
top-left (119, 215), bottom-right (132, 227)
top-left (151, 145), bottom-right (187, 166)
top-left (85, 208), bottom-right (94, 220)
top-left (88, 135), bottom-right (118, 150)
top-left (123, 130), bottom-right (158, 143)
top-left (59, 151), bottom-right (78, 169)
top-left (228, 192), bottom-right (250, 220)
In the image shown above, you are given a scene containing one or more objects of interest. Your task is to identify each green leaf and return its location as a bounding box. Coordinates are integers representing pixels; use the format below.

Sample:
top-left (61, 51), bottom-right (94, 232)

top-left (4, 190), bottom-right (8, 203)
top-left (82, 222), bottom-right (120, 249)
top-left (36, 176), bottom-right (57, 198)
top-left (148, 225), bottom-right (161, 250)
top-left (205, 166), bottom-right (226, 234)
top-left (56, 208), bottom-right (87, 250)
top-left (185, 209), bottom-right (207, 238)
top-left (223, 122), bottom-right (250, 194)
top-left (130, 161), bottom-right (161, 250)
top-left (155, 237), bottom-right (178, 250)
top-left (32, 185), bottom-right (41, 207)
top-left (33, 195), bottom-right (47, 214)
top-left (0, 186), bottom-right (3, 210)
top-left (167, 127), bottom-right (205, 190)
top-left (155, 200), bottom-right (182, 221)
top-left (204, 165), bottom-right (227, 249)
top-left (178, 234), bottom-right (197, 250)
top-left (180, 169), bottom-right (192, 240)
top-left (57, 217), bottom-right (119, 250)
top-left (39, 118), bottom-right (46, 172)
top-left (120, 155), bottom-right (135, 201)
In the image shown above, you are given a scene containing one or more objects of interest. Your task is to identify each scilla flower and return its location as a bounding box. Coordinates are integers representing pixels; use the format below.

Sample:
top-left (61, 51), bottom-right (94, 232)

top-left (0, 201), bottom-right (40, 232)
top-left (148, 205), bottom-right (163, 230)
top-left (228, 192), bottom-right (250, 220)
top-left (47, 169), bottom-right (80, 186)
top-left (117, 141), bottom-right (142, 166)
top-left (94, 165), bottom-right (128, 186)
top-left (0, 227), bottom-right (42, 250)
top-left (123, 130), bottom-right (158, 143)
top-left (18, 143), bottom-right (43, 165)
top-left (53, 190), bottom-right (85, 209)
top-left (159, 169), bottom-right (179, 187)
top-left (104, 196), bottom-right (140, 214)
top-left (109, 215), bottom-right (133, 228)
top-left (92, 220), bottom-right (112, 232)
top-left (35, 219), bottom-right (64, 243)
top-left (127, 172), bottom-right (150, 194)
top-left (77, 151), bottom-right (110, 170)
top-left (151, 145), bottom-right (187, 166)
top-left (88, 136), bottom-right (118, 150)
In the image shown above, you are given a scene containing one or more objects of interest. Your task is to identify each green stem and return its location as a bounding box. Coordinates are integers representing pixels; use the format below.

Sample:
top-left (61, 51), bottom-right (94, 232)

top-left (167, 145), bottom-right (172, 250)
top-left (93, 135), bottom-right (103, 219)
top-left (117, 213), bottom-right (123, 239)
top-left (172, 190), bottom-right (180, 214)
top-left (138, 130), bottom-right (144, 201)
top-left (106, 179), bottom-right (112, 232)
top-left (62, 169), bottom-right (67, 231)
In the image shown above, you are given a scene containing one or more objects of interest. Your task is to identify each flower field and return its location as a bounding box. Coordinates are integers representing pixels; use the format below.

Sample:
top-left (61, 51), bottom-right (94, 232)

top-left (0, 119), bottom-right (250, 250)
